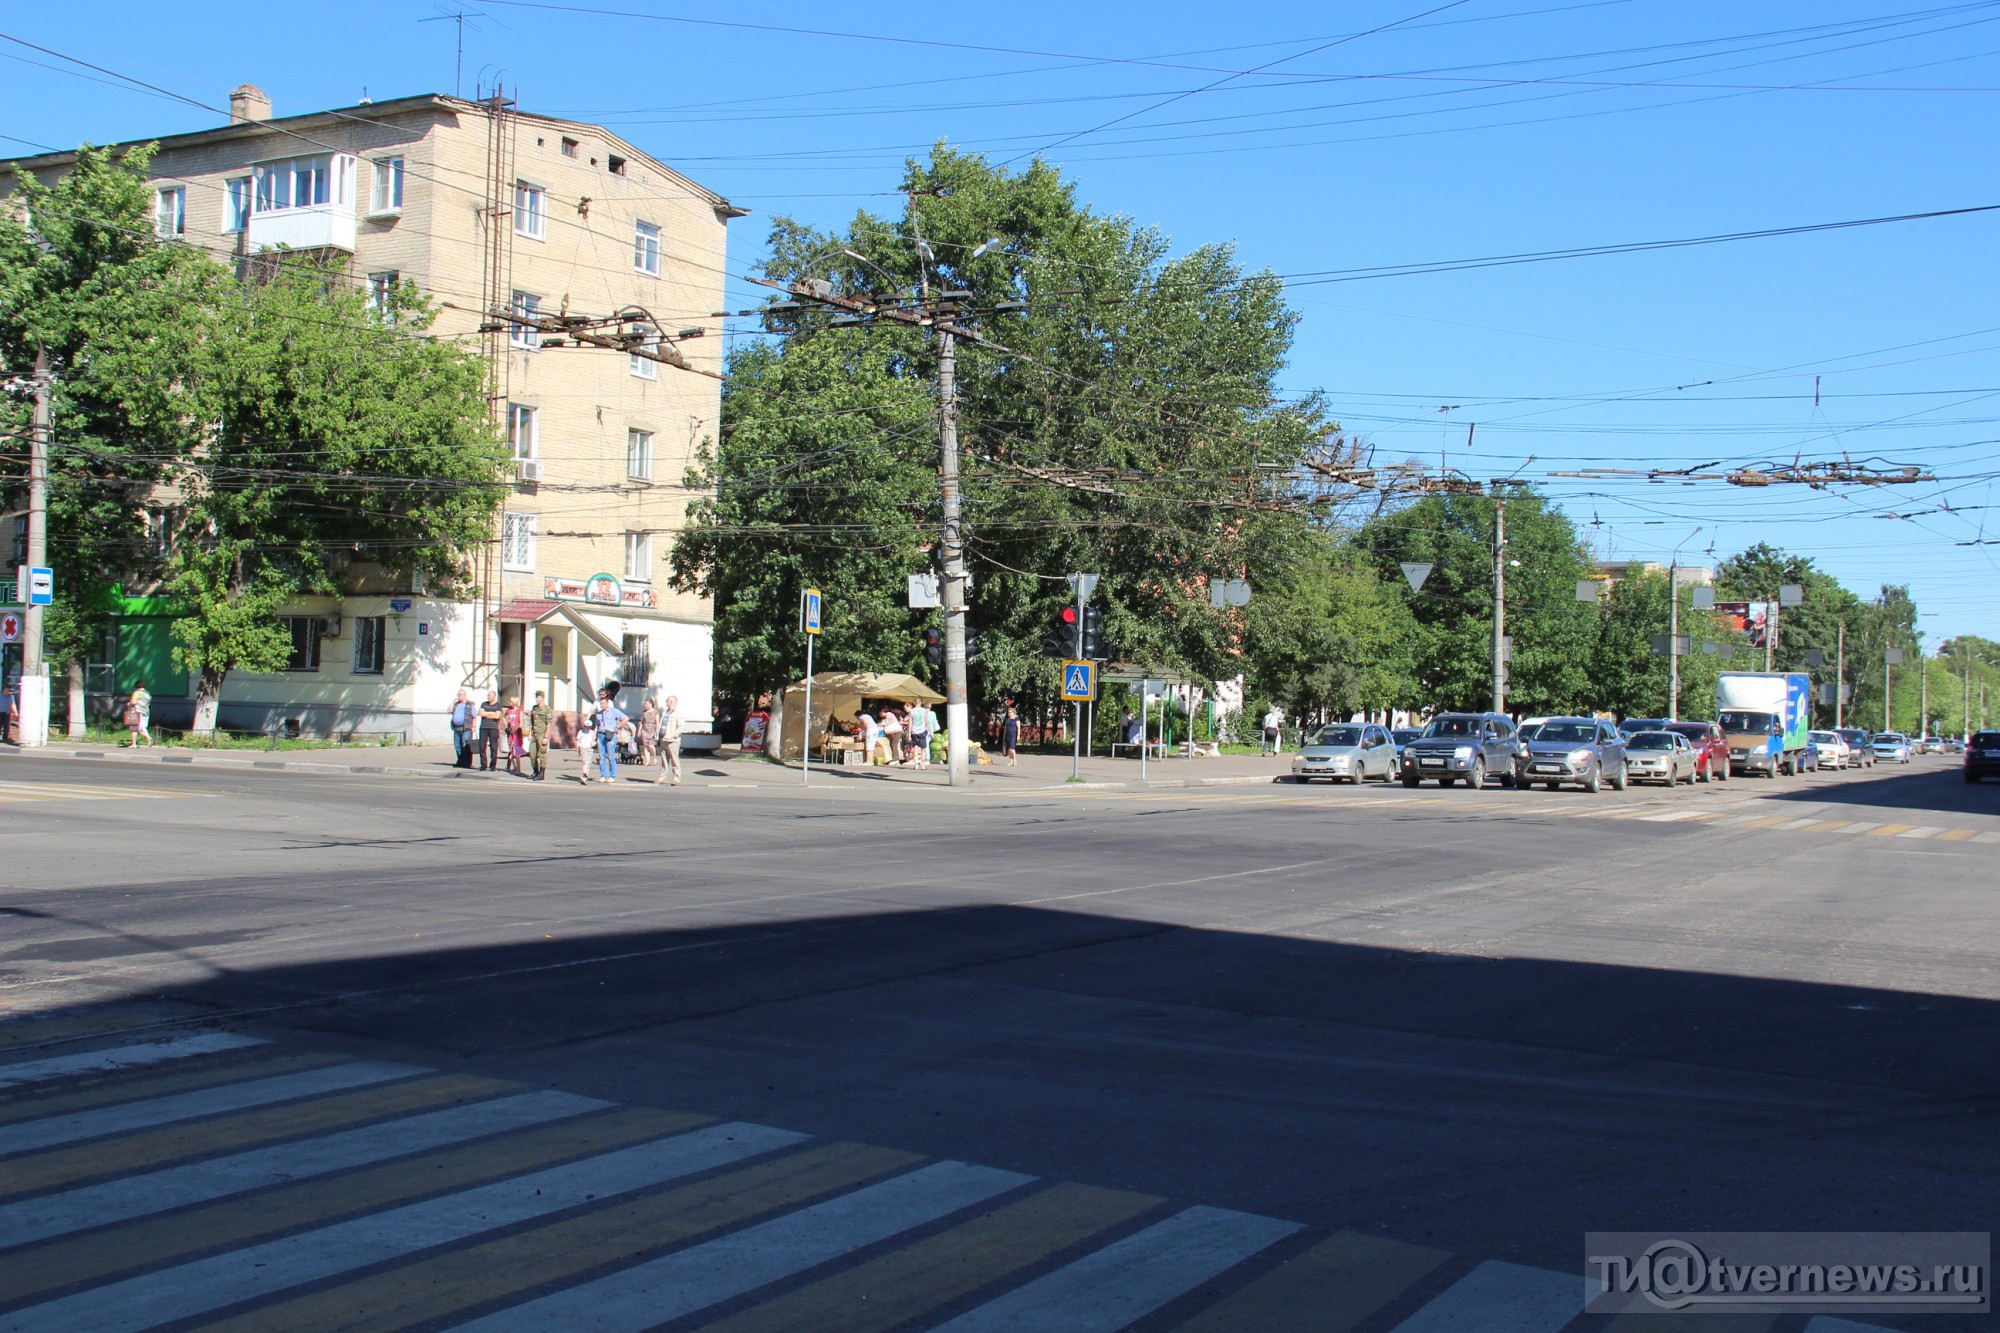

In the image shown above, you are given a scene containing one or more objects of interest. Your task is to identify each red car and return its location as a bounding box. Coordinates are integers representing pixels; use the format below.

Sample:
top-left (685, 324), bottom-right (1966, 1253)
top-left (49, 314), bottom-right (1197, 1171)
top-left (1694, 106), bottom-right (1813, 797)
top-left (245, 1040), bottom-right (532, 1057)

top-left (1666, 721), bottom-right (1730, 783)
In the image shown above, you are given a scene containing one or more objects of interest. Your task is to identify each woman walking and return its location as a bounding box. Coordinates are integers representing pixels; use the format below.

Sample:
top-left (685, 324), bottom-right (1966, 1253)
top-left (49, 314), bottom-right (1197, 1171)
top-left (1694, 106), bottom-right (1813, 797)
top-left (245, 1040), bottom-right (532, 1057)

top-left (1001, 697), bottom-right (1020, 767)
top-left (575, 704), bottom-right (598, 785)
top-left (502, 698), bottom-right (525, 776)
top-left (123, 686), bottom-right (153, 747)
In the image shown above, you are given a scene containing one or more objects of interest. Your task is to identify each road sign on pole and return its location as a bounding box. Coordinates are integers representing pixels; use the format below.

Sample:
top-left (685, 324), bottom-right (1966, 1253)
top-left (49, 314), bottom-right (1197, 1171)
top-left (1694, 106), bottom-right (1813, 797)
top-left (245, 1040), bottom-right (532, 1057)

top-left (1067, 572), bottom-right (1099, 602)
top-left (1400, 562), bottom-right (1433, 593)
top-left (801, 588), bottom-right (822, 635)
top-left (1061, 660), bottom-right (1096, 702)
top-left (21, 566), bottom-right (52, 607)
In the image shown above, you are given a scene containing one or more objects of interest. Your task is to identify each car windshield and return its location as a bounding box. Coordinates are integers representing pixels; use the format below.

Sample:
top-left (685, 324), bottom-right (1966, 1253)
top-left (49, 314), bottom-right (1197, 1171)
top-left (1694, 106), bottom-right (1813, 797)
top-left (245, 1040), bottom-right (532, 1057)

top-left (1720, 711), bottom-right (1776, 733)
top-left (1973, 732), bottom-right (2000, 746)
top-left (1876, 733), bottom-right (1906, 743)
top-left (1423, 716), bottom-right (1479, 738)
top-left (1809, 731), bottom-right (1839, 743)
top-left (1667, 724), bottom-right (1709, 741)
top-left (1516, 724), bottom-right (1542, 741)
top-left (1535, 722), bottom-right (1596, 744)
top-left (1627, 732), bottom-right (1675, 750)
top-left (1311, 727), bottom-right (1362, 747)
top-left (1838, 730), bottom-right (1869, 743)
top-left (1392, 730), bottom-right (1418, 743)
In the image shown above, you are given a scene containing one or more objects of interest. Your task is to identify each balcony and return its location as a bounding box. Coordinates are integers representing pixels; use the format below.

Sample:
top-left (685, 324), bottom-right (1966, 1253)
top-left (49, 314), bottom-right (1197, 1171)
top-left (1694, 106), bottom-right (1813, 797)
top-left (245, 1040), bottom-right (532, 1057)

top-left (247, 153), bottom-right (358, 254)
top-left (248, 203), bottom-right (356, 253)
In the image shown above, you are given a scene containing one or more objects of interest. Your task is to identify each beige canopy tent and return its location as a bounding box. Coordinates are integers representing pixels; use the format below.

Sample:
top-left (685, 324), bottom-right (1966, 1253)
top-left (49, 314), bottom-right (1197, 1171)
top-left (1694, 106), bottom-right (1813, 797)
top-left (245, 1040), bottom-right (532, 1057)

top-left (767, 671), bottom-right (945, 760)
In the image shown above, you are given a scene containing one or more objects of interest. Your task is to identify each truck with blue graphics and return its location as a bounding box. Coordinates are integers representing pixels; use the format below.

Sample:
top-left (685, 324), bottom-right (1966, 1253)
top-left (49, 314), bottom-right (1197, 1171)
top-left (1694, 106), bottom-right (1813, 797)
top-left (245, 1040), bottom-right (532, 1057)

top-left (1717, 671), bottom-right (1812, 777)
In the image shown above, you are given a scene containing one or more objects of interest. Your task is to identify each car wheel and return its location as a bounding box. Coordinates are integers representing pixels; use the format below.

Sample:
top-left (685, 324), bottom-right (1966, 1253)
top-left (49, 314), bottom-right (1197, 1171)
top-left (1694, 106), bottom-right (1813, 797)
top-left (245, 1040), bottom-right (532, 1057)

top-left (1499, 771), bottom-right (1516, 788)
top-left (1465, 760), bottom-right (1484, 790)
top-left (1609, 761), bottom-right (1628, 791)
top-left (1402, 775), bottom-right (1420, 788)
top-left (1583, 762), bottom-right (1601, 794)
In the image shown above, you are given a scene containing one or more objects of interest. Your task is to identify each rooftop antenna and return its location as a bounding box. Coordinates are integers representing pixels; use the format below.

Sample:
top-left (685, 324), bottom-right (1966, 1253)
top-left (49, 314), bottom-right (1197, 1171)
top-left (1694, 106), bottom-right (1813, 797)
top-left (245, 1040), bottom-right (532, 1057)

top-left (421, 5), bottom-right (502, 98)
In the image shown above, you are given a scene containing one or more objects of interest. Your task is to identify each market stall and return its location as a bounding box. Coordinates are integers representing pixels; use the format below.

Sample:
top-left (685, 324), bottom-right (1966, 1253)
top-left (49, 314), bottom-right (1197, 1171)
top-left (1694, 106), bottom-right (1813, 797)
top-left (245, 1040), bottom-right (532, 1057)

top-left (766, 671), bottom-right (945, 761)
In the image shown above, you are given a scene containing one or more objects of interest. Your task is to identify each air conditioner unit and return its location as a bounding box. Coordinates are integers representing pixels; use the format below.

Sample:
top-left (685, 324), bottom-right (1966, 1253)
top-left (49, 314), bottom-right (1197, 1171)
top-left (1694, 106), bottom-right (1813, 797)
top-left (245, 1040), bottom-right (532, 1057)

top-left (517, 459), bottom-right (543, 483)
top-left (318, 613), bottom-right (342, 637)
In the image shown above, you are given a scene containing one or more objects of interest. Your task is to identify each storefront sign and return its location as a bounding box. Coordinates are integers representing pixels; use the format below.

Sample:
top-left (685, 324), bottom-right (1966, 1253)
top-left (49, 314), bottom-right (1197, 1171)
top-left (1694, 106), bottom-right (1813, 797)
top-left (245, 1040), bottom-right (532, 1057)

top-left (741, 711), bottom-right (768, 752)
top-left (543, 574), bottom-right (657, 610)
top-left (389, 597), bottom-right (412, 613)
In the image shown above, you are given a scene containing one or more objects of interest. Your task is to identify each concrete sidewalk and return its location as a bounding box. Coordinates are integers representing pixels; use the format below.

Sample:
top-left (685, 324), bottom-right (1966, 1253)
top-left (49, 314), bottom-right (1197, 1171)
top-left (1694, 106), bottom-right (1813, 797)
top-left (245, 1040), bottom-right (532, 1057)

top-left (0, 737), bottom-right (1298, 793)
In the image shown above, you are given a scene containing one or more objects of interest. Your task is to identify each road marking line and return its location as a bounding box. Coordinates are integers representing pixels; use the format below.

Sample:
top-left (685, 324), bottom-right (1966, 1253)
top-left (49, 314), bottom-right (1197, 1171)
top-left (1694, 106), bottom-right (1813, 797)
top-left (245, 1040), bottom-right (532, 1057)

top-left (1388, 1259), bottom-right (1579, 1333)
top-left (1839, 822), bottom-right (1882, 835)
top-left (1937, 828), bottom-right (1978, 841)
top-left (0, 1053), bottom-right (344, 1129)
top-left (1172, 1229), bottom-right (1451, 1332)
top-left (0, 1107), bottom-right (706, 1308)
top-left (1637, 810), bottom-right (1710, 823)
top-left (0, 1121), bottom-right (808, 1333)
top-left (1772, 817), bottom-right (1824, 831)
top-left (1976, 831), bottom-right (2000, 844)
top-left (1809, 821), bottom-right (1852, 834)
top-left (0, 1060), bottom-right (424, 1158)
top-left (456, 1159), bottom-right (1034, 1332)
top-left (653, 1181), bottom-right (1162, 1333)
top-left (1896, 826), bottom-right (1943, 839)
top-left (0, 1073), bottom-right (516, 1199)
top-left (199, 1142), bottom-right (925, 1333)
top-left (933, 1204), bottom-right (1302, 1333)
top-left (1735, 816), bottom-right (1796, 830)
top-left (0, 1032), bottom-right (265, 1089)
top-left (0, 1088), bottom-right (608, 1248)
top-left (1866, 824), bottom-right (1915, 837)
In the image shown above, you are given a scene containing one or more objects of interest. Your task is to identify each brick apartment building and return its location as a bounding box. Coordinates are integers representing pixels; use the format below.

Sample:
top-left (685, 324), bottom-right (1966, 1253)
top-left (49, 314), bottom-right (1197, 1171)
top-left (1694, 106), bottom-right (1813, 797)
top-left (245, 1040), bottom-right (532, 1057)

top-left (0, 85), bottom-right (740, 741)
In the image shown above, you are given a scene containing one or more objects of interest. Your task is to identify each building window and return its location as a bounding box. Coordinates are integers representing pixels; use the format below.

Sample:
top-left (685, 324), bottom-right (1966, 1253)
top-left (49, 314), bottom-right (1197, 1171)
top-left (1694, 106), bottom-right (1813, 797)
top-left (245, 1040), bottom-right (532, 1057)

top-left (370, 157), bottom-right (404, 214)
top-left (510, 291), bottom-right (540, 349)
top-left (255, 155), bottom-right (346, 213)
top-left (629, 328), bottom-right (658, 380)
top-left (624, 530), bottom-right (652, 582)
top-left (506, 403), bottom-right (538, 460)
top-left (502, 512), bottom-right (537, 571)
top-left (282, 616), bottom-right (323, 671)
top-left (560, 136), bottom-right (579, 158)
top-left (367, 271), bottom-right (399, 318)
top-left (620, 633), bottom-right (651, 686)
top-left (634, 220), bottom-right (660, 275)
top-left (607, 154), bottom-right (627, 176)
top-left (155, 187), bottom-right (185, 238)
top-left (351, 615), bottom-right (386, 674)
top-left (626, 428), bottom-right (653, 481)
top-left (142, 508), bottom-right (173, 559)
top-left (224, 177), bottom-right (252, 233)
top-left (514, 181), bottom-right (545, 238)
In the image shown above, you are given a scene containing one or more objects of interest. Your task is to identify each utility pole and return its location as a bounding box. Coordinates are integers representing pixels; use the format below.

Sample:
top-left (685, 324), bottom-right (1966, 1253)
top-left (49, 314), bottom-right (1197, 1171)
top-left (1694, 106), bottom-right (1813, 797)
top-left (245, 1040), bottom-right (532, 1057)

top-left (1765, 596), bottom-right (1778, 673)
top-left (1919, 649), bottom-right (1929, 740)
top-left (1884, 653), bottom-right (1893, 733)
top-left (1490, 491), bottom-right (1507, 714)
top-left (1668, 560), bottom-right (1681, 721)
top-left (938, 322), bottom-right (970, 787)
top-left (1835, 621), bottom-right (1845, 729)
top-left (19, 348), bottom-right (51, 748)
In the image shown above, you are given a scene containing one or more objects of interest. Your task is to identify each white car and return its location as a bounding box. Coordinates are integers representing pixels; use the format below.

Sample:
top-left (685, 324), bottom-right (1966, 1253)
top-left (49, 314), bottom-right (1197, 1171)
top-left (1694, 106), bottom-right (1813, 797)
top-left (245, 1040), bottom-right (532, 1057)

top-left (1808, 730), bottom-right (1851, 770)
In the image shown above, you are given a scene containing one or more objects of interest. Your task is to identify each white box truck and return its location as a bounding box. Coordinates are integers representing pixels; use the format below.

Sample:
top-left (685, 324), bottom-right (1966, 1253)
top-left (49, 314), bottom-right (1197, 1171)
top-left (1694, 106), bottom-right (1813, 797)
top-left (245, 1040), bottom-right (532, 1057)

top-left (1716, 671), bottom-right (1812, 777)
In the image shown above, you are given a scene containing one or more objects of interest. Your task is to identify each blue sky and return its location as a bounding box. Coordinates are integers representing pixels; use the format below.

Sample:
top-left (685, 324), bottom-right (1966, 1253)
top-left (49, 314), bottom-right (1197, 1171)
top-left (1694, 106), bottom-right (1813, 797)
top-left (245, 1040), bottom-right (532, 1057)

top-left (5, 0), bottom-right (1996, 649)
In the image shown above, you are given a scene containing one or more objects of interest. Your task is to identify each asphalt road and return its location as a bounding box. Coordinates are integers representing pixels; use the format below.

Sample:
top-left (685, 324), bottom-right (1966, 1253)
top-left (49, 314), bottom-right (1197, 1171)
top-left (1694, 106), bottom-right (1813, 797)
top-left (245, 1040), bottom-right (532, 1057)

top-left (1, 752), bottom-right (1995, 1329)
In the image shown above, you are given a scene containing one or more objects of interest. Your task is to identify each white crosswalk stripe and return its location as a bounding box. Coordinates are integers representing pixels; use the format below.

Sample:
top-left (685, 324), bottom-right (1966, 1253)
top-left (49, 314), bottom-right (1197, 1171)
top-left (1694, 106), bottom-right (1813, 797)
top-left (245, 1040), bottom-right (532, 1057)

top-left (0, 780), bottom-right (190, 803)
top-left (1389, 1259), bottom-right (1580, 1332)
top-left (0, 1032), bottom-right (265, 1089)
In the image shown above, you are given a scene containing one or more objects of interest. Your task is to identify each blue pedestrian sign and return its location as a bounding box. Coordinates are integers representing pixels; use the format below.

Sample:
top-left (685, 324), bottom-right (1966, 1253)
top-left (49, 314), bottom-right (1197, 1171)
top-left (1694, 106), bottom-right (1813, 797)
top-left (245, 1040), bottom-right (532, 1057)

top-left (1061, 659), bottom-right (1096, 702)
top-left (802, 588), bottom-right (822, 635)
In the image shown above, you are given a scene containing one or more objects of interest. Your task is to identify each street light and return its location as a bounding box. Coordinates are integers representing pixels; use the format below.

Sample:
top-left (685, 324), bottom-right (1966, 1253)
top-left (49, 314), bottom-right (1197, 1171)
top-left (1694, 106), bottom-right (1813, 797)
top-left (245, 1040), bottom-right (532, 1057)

top-left (1668, 527), bottom-right (1701, 721)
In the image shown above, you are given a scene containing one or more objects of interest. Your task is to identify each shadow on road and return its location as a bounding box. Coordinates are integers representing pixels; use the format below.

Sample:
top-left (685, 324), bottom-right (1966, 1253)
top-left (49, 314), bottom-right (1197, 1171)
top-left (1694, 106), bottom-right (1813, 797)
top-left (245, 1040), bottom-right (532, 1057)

top-left (1764, 761), bottom-right (1998, 818)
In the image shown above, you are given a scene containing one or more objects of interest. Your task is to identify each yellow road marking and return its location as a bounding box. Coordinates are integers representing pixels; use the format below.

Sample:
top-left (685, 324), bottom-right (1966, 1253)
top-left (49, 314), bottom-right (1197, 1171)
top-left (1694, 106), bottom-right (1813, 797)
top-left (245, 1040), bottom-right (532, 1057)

top-left (1172, 1230), bottom-right (1451, 1332)
top-left (1937, 828), bottom-right (1978, 841)
top-left (1808, 821), bottom-right (1851, 834)
top-left (194, 1141), bottom-right (923, 1333)
top-left (1736, 816), bottom-right (1795, 830)
top-left (0, 1072), bottom-right (512, 1198)
top-left (0, 1105), bottom-right (704, 1306)
top-left (704, 1182), bottom-right (1162, 1333)
top-left (1866, 824), bottom-right (1915, 837)
top-left (0, 1052), bottom-right (347, 1127)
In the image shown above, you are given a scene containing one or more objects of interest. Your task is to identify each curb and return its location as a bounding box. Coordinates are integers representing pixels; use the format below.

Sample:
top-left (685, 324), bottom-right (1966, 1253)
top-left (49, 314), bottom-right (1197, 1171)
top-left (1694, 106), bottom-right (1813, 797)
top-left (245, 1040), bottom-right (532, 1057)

top-left (8, 746), bottom-right (509, 781)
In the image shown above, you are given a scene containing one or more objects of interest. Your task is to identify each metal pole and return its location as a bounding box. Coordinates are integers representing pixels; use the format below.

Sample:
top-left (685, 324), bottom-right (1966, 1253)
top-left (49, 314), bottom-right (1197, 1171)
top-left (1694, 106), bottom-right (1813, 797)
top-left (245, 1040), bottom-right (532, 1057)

top-left (1490, 493), bottom-right (1506, 714)
top-left (19, 348), bottom-right (51, 748)
top-left (1884, 655), bottom-right (1892, 733)
top-left (1765, 596), bottom-right (1777, 674)
top-left (1668, 558), bottom-right (1680, 721)
top-left (1919, 649), bottom-right (1928, 740)
top-left (801, 627), bottom-right (813, 786)
top-left (1070, 578), bottom-right (1083, 781)
top-left (1835, 621), bottom-right (1845, 729)
top-left (1140, 688), bottom-right (1148, 783)
top-left (939, 325), bottom-right (970, 787)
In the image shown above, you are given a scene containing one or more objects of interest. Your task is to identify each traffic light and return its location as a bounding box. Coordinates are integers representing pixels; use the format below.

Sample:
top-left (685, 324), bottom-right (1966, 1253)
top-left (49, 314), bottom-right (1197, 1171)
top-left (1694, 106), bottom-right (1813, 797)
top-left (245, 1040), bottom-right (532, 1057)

top-left (1043, 605), bottom-right (1080, 658)
top-left (965, 628), bottom-right (982, 664)
top-left (1081, 607), bottom-right (1104, 660)
top-left (923, 627), bottom-right (943, 667)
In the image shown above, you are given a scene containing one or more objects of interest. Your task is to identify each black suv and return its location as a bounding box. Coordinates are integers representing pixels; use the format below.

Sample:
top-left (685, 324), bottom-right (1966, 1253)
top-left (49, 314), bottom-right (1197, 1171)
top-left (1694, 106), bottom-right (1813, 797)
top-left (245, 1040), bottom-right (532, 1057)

top-left (1967, 730), bottom-right (2000, 784)
top-left (1399, 712), bottom-right (1518, 789)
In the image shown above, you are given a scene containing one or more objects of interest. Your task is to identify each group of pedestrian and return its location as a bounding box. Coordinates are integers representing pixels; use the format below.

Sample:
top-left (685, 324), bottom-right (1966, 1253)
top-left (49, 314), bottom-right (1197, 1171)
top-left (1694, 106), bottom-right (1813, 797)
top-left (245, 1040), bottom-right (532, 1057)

top-left (449, 687), bottom-right (553, 780)
top-left (850, 700), bottom-right (935, 767)
top-left (575, 686), bottom-right (682, 785)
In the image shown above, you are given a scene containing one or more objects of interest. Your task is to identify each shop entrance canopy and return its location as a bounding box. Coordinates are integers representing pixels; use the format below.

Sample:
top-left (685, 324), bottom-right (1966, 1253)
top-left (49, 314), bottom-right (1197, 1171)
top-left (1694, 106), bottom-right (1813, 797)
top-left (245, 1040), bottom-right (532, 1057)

top-left (771, 672), bottom-right (944, 760)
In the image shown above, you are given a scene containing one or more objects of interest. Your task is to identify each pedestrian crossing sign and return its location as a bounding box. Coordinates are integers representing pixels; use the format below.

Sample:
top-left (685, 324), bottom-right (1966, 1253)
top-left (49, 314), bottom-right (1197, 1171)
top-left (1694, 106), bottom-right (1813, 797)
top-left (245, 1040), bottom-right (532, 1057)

top-left (1061, 659), bottom-right (1096, 702)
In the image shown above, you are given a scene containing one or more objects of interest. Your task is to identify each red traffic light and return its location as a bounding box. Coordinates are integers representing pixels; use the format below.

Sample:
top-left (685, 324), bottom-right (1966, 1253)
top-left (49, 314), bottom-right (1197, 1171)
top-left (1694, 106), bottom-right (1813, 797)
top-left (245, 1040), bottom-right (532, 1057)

top-left (1059, 607), bottom-right (1079, 624)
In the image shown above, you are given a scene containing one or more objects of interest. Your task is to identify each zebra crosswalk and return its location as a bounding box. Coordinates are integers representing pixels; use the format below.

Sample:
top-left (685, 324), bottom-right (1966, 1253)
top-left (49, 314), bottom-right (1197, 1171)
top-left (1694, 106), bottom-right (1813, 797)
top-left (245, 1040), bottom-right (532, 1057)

top-left (0, 779), bottom-right (203, 806)
top-left (0, 1015), bottom-right (1905, 1331)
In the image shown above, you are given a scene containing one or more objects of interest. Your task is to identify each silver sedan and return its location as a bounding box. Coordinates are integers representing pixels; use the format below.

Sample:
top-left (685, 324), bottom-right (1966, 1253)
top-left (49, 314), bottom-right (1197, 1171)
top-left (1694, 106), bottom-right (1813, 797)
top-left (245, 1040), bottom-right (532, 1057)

top-left (1624, 730), bottom-right (1699, 785)
top-left (1291, 723), bottom-right (1397, 784)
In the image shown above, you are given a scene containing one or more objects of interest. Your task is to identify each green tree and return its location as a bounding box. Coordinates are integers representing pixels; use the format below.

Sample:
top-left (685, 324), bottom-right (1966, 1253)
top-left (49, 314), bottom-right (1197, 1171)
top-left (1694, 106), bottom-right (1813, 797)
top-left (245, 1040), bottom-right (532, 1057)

top-left (1239, 530), bottom-right (1413, 721)
top-left (1586, 569), bottom-right (1731, 720)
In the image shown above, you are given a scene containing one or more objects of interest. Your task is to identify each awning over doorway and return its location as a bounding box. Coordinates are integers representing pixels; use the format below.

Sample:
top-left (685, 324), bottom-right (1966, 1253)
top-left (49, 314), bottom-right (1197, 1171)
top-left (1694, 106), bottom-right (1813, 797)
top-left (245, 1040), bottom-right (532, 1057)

top-left (495, 597), bottom-right (624, 657)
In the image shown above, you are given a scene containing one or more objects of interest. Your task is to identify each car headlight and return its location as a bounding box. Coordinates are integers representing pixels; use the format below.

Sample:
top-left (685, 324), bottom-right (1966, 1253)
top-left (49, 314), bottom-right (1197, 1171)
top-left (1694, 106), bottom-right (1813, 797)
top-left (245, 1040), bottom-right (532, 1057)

top-left (1569, 749), bottom-right (1592, 765)
top-left (1454, 745), bottom-right (1473, 759)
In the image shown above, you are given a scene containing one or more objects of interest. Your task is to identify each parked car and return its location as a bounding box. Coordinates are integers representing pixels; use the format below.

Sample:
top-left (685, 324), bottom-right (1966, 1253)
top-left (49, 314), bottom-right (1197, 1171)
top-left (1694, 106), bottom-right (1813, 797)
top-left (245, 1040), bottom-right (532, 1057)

top-left (1624, 729), bottom-right (1699, 785)
top-left (1516, 716), bottom-right (1628, 793)
top-left (1836, 728), bottom-right (1876, 768)
top-left (1617, 716), bottom-right (1672, 737)
top-left (1664, 721), bottom-right (1730, 783)
top-left (1966, 730), bottom-right (2000, 783)
top-left (1941, 737), bottom-right (1965, 754)
top-left (1807, 729), bottom-right (1852, 770)
top-left (1398, 712), bottom-right (1519, 789)
top-left (1292, 723), bottom-right (1397, 784)
top-left (1873, 732), bottom-right (1913, 764)
top-left (1390, 728), bottom-right (1421, 757)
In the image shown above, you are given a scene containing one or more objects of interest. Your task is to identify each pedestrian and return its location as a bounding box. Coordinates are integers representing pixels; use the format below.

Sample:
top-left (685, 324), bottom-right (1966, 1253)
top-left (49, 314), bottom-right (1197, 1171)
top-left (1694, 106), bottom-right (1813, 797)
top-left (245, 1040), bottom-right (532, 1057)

top-left (880, 704), bottom-right (905, 764)
top-left (1261, 705), bottom-right (1284, 756)
top-left (503, 697), bottom-right (525, 776)
top-left (1002, 697), bottom-right (1020, 767)
top-left (476, 690), bottom-right (503, 771)
top-left (122, 685), bottom-right (152, 747)
top-left (528, 691), bottom-right (551, 781)
top-left (656, 693), bottom-right (684, 785)
top-left (575, 702), bottom-right (598, 784)
top-left (637, 698), bottom-right (660, 771)
top-left (0, 676), bottom-right (12, 745)
top-left (449, 689), bottom-right (475, 768)
top-left (856, 709), bottom-right (881, 766)
top-left (906, 699), bottom-right (931, 770)
top-left (594, 689), bottom-right (628, 783)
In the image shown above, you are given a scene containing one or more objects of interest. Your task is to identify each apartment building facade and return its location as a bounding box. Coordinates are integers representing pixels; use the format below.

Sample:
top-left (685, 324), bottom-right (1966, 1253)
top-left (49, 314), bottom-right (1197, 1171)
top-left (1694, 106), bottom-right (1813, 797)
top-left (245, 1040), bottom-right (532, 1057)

top-left (1, 85), bottom-right (738, 740)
